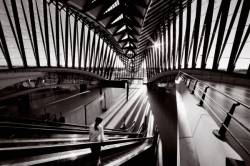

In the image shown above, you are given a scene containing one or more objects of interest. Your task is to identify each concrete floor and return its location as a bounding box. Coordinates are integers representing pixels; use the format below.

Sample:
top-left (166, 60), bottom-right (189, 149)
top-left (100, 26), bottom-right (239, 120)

top-left (176, 78), bottom-right (244, 166)
top-left (191, 80), bottom-right (250, 160)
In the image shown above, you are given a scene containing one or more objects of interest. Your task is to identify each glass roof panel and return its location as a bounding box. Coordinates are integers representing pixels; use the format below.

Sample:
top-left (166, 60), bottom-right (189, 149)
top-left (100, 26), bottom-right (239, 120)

top-left (124, 42), bottom-right (130, 47)
top-left (111, 14), bottom-right (123, 24)
top-left (104, 0), bottom-right (120, 14)
top-left (121, 34), bottom-right (129, 40)
top-left (116, 25), bottom-right (126, 33)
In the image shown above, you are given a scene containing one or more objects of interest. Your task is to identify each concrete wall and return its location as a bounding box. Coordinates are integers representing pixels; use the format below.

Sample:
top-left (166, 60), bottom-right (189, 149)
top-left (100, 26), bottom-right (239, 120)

top-left (65, 88), bottom-right (125, 125)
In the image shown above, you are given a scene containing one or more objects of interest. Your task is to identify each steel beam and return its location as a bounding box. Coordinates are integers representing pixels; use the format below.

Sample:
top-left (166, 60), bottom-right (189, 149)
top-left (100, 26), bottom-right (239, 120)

top-left (163, 17), bottom-right (167, 71)
top-left (235, 24), bottom-right (250, 63)
top-left (160, 26), bottom-right (164, 72)
top-left (93, 34), bottom-right (101, 73)
top-left (104, 47), bottom-right (112, 77)
top-left (59, 12), bottom-right (65, 62)
top-left (89, 29), bottom-right (96, 71)
top-left (172, 6), bottom-right (176, 70)
top-left (0, 22), bottom-right (12, 68)
top-left (192, 0), bottom-right (201, 68)
top-left (11, 0), bottom-right (27, 67)
top-left (97, 38), bottom-right (105, 75)
top-left (212, 0), bottom-right (231, 70)
top-left (43, 0), bottom-right (50, 66)
top-left (84, 27), bottom-right (91, 69)
top-left (21, 0), bottom-right (35, 60)
top-left (29, 0), bottom-right (40, 67)
top-left (100, 43), bottom-right (108, 76)
top-left (79, 22), bottom-right (85, 69)
top-left (55, 0), bottom-right (60, 67)
top-left (167, 15), bottom-right (171, 70)
top-left (48, 5), bottom-right (57, 60)
top-left (109, 53), bottom-right (117, 79)
top-left (72, 14), bottom-right (78, 68)
top-left (218, 0), bottom-right (242, 65)
top-left (201, 0), bottom-right (214, 69)
top-left (184, 0), bottom-right (191, 68)
top-left (64, 8), bottom-right (69, 67)
top-left (227, 0), bottom-right (250, 72)
top-left (178, 0), bottom-right (183, 69)
top-left (105, 50), bottom-right (114, 78)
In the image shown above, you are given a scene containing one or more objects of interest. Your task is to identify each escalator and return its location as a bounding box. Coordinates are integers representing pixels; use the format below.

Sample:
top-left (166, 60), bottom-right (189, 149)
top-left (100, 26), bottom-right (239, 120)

top-left (0, 114), bottom-right (157, 166)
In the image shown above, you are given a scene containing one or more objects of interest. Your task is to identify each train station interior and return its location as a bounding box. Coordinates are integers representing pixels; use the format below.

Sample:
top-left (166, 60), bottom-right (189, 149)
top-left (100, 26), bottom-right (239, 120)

top-left (0, 0), bottom-right (250, 165)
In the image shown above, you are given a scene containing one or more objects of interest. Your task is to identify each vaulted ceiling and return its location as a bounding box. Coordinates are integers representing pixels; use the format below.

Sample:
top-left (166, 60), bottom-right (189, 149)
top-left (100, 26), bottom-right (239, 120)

top-left (58, 0), bottom-right (185, 70)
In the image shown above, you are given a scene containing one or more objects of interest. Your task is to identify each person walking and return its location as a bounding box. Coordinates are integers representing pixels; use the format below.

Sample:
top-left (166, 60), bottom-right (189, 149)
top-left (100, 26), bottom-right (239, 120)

top-left (89, 117), bottom-right (105, 166)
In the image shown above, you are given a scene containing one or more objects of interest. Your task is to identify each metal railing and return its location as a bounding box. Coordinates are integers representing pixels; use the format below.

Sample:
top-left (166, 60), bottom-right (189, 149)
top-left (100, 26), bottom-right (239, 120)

top-left (0, 121), bottom-right (140, 136)
top-left (177, 71), bottom-right (250, 155)
top-left (0, 136), bottom-right (153, 165)
top-left (0, 115), bottom-right (129, 134)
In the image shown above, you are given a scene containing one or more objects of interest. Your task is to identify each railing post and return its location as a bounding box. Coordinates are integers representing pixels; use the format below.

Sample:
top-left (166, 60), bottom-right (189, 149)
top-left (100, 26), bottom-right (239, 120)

top-left (184, 77), bottom-right (188, 84)
top-left (213, 102), bottom-right (240, 140)
top-left (84, 105), bottom-right (87, 125)
top-left (188, 79), bottom-right (192, 88)
top-left (191, 80), bottom-right (198, 94)
top-left (198, 86), bottom-right (209, 106)
top-left (126, 81), bottom-right (129, 101)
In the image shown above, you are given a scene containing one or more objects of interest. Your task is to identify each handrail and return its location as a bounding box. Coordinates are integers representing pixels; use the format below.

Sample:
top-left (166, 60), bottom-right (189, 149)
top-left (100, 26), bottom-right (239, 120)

top-left (104, 140), bottom-right (152, 166)
top-left (178, 72), bottom-right (250, 155)
top-left (0, 136), bottom-right (127, 144)
top-left (0, 137), bottom-right (153, 153)
top-left (0, 115), bottom-right (124, 132)
top-left (180, 73), bottom-right (250, 132)
top-left (194, 86), bottom-right (250, 135)
top-left (180, 72), bottom-right (250, 109)
top-left (0, 122), bottom-right (140, 136)
top-left (0, 137), bottom-right (152, 165)
top-left (90, 137), bottom-right (153, 146)
top-left (193, 90), bottom-right (250, 155)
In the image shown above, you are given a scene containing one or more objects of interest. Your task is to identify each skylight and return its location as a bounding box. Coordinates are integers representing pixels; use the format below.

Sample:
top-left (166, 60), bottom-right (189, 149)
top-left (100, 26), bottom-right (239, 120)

top-left (116, 25), bottom-right (126, 33)
top-left (124, 42), bottom-right (130, 47)
top-left (111, 14), bottom-right (123, 24)
top-left (121, 34), bottom-right (128, 40)
top-left (104, 0), bottom-right (119, 14)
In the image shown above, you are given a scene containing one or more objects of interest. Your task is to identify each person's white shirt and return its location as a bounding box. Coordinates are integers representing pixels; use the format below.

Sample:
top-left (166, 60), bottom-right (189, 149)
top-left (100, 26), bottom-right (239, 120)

top-left (89, 124), bottom-right (105, 142)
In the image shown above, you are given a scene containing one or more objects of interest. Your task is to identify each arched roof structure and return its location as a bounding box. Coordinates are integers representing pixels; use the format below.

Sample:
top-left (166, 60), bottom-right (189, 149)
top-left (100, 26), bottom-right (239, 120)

top-left (0, 0), bottom-right (249, 79)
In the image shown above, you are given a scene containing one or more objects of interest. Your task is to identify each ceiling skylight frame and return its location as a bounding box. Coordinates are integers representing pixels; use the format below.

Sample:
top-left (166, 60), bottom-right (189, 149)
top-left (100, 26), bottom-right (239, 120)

top-left (104, 0), bottom-right (120, 14)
